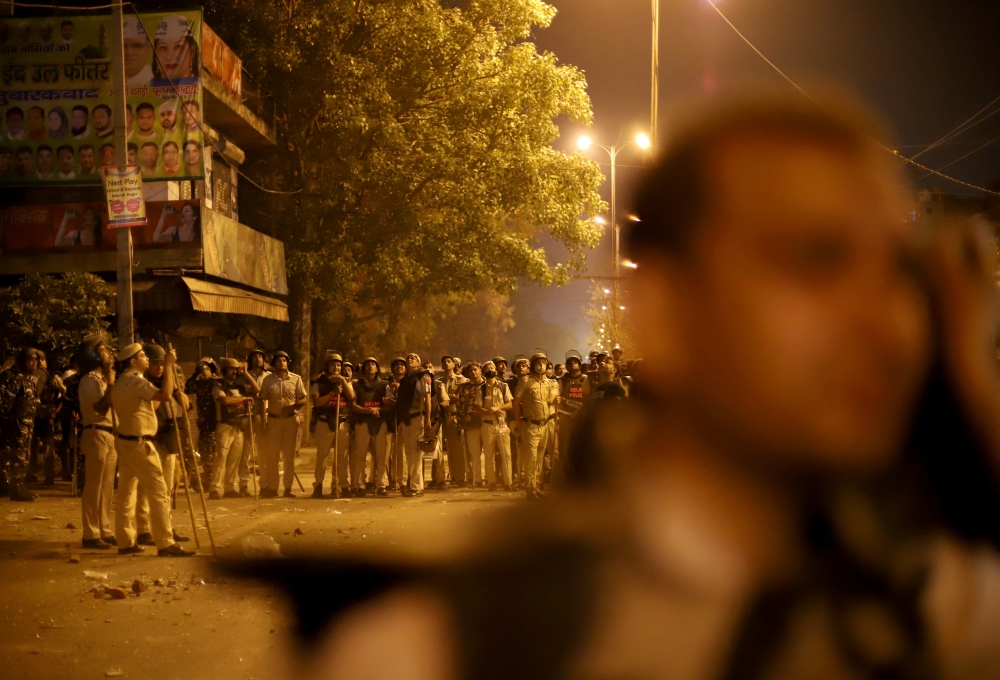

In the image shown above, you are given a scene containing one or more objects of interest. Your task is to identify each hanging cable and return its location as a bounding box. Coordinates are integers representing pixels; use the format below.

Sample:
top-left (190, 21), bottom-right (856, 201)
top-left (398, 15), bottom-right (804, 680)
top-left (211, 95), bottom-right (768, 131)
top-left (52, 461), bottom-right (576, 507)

top-left (703, 0), bottom-right (1000, 197)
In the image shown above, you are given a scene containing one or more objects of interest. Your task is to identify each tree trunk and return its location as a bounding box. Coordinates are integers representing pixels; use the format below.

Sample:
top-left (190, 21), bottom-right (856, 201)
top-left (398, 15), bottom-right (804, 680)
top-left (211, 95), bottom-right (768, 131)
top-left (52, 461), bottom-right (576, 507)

top-left (290, 278), bottom-right (312, 444)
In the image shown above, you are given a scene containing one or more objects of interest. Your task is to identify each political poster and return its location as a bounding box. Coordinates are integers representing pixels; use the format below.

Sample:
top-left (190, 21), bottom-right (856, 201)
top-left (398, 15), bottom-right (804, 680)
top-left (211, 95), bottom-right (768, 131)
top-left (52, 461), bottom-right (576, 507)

top-left (0, 10), bottom-right (204, 185)
top-left (102, 164), bottom-right (145, 228)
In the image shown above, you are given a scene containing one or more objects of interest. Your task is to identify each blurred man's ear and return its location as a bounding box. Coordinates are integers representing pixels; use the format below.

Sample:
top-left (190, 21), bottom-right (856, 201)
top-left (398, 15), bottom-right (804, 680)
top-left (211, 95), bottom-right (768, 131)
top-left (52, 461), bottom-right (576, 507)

top-left (629, 258), bottom-right (693, 393)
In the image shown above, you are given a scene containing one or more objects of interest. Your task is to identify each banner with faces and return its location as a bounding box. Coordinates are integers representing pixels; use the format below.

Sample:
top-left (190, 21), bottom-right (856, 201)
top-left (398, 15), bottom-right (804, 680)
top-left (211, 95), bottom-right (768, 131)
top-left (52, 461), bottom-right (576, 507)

top-left (0, 10), bottom-right (204, 185)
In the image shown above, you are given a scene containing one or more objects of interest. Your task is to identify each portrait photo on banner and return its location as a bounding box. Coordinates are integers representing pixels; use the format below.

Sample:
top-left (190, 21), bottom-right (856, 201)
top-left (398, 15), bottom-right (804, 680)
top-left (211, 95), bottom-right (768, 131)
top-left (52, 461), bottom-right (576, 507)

top-left (0, 11), bottom-right (204, 186)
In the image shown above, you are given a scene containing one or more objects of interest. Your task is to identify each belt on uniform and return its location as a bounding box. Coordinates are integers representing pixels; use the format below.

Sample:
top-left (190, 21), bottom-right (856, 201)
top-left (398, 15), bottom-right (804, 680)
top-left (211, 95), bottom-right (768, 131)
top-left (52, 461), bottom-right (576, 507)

top-left (268, 412), bottom-right (297, 419)
top-left (117, 433), bottom-right (155, 442)
top-left (521, 417), bottom-right (550, 426)
top-left (317, 415), bottom-right (348, 424)
top-left (481, 419), bottom-right (496, 425)
top-left (83, 424), bottom-right (113, 434)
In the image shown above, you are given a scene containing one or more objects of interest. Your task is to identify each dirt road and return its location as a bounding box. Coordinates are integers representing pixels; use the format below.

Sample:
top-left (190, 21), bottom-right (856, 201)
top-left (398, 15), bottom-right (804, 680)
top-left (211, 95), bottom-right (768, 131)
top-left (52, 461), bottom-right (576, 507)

top-left (0, 447), bottom-right (521, 680)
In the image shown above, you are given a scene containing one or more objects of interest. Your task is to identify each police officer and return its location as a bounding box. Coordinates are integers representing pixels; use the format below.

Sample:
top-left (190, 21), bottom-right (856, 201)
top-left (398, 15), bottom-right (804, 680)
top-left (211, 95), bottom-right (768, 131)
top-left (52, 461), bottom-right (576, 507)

top-left (240, 349), bottom-right (269, 494)
top-left (209, 358), bottom-right (259, 500)
top-left (0, 348), bottom-right (41, 501)
top-left (111, 343), bottom-right (193, 556)
top-left (310, 351), bottom-right (354, 497)
top-left (184, 356), bottom-right (219, 490)
top-left (261, 350), bottom-right (307, 498)
top-left (506, 355), bottom-right (529, 489)
top-left (557, 350), bottom-right (588, 471)
top-left (493, 356), bottom-right (508, 382)
top-left (456, 362), bottom-right (485, 486)
top-left (512, 350), bottom-right (558, 500)
top-left (393, 353), bottom-right (434, 497)
top-left (136, 343), bottom-right (192, 545)
top-left (352, 357), bottom-right (389, 497)
top-left (76, 337), bottom-right (117, 548)
top-left (439, 355), bottom-right (468, 488)
top-left (384, 355), bottom-right (407, 491)
top-left (478, 360), bottom-right (513, 491)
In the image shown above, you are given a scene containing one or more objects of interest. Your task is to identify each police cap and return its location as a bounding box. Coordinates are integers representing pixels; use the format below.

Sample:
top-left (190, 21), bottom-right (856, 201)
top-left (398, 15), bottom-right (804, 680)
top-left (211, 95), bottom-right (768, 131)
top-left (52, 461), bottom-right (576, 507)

top-left (361, 356), bottom-right (381, 372)
top-left (219, 357), bottom-right (240, 371)
top-left (270, 350), bottom-right (291, 367)
top-left (75, 333), bottom-right (108, 373)
top-left (325, 350), bottom-right (343, 364)
top-left (197, 356), bottom-right (218, 374)
top-left (492, 356), bottom-right (506, 366)
top-left (117, 343), bottom-right (143, 363)
top-left (565, 349), bottom-right (583, 363)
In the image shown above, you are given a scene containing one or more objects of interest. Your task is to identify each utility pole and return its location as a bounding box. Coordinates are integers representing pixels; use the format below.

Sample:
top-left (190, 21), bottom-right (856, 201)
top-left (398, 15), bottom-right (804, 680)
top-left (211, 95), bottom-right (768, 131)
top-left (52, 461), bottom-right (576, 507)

top-left (651, 0), bottom-right (659, 145)
top-left (110, 0), bottom-right (134, 343)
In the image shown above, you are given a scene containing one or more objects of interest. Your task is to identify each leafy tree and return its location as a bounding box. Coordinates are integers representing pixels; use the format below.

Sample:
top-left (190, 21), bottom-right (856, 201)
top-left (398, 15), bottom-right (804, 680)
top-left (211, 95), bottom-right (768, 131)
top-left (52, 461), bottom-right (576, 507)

top-left (195, 0), bottom-right (606, 368)
top-left (0, 273), bottom-right (115, 368)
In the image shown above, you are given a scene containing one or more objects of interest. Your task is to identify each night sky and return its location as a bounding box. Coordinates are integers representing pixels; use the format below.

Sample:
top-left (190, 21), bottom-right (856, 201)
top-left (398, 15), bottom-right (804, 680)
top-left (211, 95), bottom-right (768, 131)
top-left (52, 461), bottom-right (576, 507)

top-left (510, 0), bottom-right (1000, 359)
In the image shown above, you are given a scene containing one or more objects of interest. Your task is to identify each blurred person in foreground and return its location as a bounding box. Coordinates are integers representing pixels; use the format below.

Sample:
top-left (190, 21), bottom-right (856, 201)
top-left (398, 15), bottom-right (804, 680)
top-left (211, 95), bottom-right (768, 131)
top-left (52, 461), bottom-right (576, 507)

top-left (241, 92), bottom-right (1000, 680)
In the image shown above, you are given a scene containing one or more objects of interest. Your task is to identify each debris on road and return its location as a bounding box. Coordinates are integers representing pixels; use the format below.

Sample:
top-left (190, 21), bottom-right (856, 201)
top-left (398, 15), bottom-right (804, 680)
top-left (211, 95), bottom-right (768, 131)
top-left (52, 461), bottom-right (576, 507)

top-left (104, 587), bottom-right (128, 600)
top-left (131, 580), bottom-right (148, 594)
top-left (84, 570), bottom-right (109, 580)
top-left (293, 528), bottom-right (304, 536)
top-left (242, 534), bottom-right (281, 556)
top-left (64, 522), bottom-right (77, 530)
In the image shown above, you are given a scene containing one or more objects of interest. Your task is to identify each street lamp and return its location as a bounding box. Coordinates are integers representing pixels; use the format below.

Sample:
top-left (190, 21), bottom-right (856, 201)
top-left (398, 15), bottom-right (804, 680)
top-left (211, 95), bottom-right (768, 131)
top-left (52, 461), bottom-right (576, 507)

top-left (578, 131), bottom-right (650, 348)
top-left (577, 132), bottom-right (651, 283)
top-left (651, 0), bottom-right (659, 144)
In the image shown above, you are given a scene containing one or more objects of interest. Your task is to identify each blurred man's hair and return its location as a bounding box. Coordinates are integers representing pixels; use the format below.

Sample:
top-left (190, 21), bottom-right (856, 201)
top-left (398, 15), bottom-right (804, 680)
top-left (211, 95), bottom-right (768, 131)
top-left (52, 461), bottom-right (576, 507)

top-left (626, 91), bottom-right (883, 260)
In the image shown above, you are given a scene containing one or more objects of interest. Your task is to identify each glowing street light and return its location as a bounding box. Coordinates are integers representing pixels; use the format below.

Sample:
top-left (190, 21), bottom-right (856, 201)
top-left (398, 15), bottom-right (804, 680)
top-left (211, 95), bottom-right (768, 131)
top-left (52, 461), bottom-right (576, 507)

top-left (593, 215), bottom-right (606, 225)
top-left (623, 260), bottom-right (638, 270)
top-left (576, 135), bottom-right (593, 151)
top-left (635, 132), bottom-right (651, 150)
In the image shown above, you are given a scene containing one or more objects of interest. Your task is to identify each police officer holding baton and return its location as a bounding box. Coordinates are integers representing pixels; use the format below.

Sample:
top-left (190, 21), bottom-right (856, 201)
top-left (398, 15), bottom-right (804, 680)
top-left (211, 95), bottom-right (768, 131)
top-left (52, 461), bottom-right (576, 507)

top-left (111, 343), bottom-right (194, 557)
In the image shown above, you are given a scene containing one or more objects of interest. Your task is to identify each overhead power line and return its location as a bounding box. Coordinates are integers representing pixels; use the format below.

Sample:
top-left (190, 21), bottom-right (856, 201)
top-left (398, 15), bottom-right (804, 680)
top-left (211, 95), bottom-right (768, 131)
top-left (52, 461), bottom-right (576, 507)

top-left (703, 0), bottom-right (1000, 196)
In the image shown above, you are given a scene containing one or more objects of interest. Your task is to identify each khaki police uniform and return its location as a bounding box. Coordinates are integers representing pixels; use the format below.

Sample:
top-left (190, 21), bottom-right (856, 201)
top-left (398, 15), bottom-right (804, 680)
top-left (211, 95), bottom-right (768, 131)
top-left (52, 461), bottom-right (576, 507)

top-left (457, 380), bottom-right (484, 485)
top-left (210, 378), bottom-right (251, 496)
top-left (261, 371), bottom-right (306, 493)
top-left (311, 374), bottom-right (351, 493)
top-left (352, 377), bottom-right (390, 492)
top-left (112, 369), bottom-right (177, 550)
top-left (137, 374), bottom-right (186, 535)
top-left (514, 373), bottom-right (557, 491)
top-left (78, 369), bottom-right (117, 542)
top-left (440, 372), bottom-right (467, 485)
top-left (479, 380), bottom-right (513, 486)
top-left (399, 372), bottom-right (434, 492)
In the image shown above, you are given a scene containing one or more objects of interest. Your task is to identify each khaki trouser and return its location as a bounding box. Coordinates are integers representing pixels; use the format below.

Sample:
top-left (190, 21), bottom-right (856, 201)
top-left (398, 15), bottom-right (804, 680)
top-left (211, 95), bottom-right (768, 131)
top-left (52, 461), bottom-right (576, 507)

top-left (398, 419), bottom-right (425, 492)
top-left (541, 417), bottom-right (556, 485)
top-left (138, 444), bottom-right (175, 535)
top-left (264, 415), bottom-right (298, 492)
top-left (80, 429), bottom-right (116, 541)
top-left (354, 420), bottom-right (387, 490)
top-left (115, 438), bottom-right (175, 550)
top-left (314, 419), bottom-right (349, 492)
top-left (520, 421), bottom-right (549, 491)
top-left (481, 421), bottom-right (512, 486)
top-left (211, 421), bottom-right (246, 495)
top-left (443, 419), bottom-right (465, 484)
top-left (464, 427), bottom-right (483, 485)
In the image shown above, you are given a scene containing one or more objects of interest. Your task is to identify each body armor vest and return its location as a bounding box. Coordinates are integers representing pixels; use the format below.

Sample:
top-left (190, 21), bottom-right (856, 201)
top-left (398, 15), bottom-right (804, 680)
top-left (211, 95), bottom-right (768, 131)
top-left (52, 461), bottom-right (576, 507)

top-left (315, 374), bottom-right (348, 420)
top-left (561, 374), bottom-right (587, 404)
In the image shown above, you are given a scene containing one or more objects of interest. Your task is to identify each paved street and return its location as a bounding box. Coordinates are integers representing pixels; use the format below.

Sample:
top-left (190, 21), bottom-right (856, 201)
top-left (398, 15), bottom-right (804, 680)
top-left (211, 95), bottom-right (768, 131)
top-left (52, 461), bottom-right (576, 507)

top-left (0, 447), bottom-right (521, 680)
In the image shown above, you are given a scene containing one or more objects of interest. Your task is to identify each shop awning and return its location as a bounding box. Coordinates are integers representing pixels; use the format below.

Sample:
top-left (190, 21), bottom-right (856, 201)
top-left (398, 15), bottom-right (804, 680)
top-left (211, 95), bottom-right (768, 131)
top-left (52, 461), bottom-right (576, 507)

top-left (181, 277), bottom-right (289, 322)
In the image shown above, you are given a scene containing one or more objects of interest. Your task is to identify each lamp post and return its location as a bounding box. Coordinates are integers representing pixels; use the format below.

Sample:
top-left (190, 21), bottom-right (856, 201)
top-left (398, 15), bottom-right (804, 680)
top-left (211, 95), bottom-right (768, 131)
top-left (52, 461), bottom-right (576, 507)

top-left (577, 132), bottom-right (650, 346)
top-left (651, 0), bottom-right (659, 144)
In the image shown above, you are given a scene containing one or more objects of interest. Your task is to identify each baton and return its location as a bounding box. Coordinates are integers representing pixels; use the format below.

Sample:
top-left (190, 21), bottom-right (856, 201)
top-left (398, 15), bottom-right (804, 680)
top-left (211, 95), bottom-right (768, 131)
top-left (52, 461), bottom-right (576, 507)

top-left (167, 358), bottom-right (201, 555)
top-left (246, 400), bottom-right (259, 500)
top-left (331, 388), bottom-right (341, 499)
top-left (70, 418), bottom-right (78, 498)
top-left (169, 346), bottom-right (216, 557)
